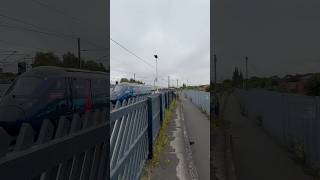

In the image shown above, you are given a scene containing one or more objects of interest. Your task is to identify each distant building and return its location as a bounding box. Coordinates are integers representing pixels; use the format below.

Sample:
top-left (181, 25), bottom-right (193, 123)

top-left (198, 84), bottom-right (210, 92)
top-left (280, 73), bottom-right (317, 94)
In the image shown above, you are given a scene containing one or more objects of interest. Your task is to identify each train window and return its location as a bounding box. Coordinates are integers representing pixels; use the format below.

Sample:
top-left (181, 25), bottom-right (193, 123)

top-left (5, 76), bottom-right (42, 96)
top-left (92, 79), bottom-right (107, 96)
top-left (113, 84), bottom-right (126, 93)
top-left (47, 78), bottom-right (66, 101)
top-left (50, 78), bottom-right (65, 91)
top-left (73, 78), bottom-right (91, 98)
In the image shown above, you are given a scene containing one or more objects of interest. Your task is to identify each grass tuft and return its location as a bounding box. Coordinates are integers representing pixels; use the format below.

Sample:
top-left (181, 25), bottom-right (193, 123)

top-left (141, 100), bottom-right (177, 180)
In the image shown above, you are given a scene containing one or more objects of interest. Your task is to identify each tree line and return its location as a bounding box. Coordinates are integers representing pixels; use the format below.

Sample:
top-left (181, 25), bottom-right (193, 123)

top-left (31, 52), bottom-right (107, 72)
top-left (120, 78), bottom-right (144, 84)
top-left (212, 66), bottom-right (320, 96)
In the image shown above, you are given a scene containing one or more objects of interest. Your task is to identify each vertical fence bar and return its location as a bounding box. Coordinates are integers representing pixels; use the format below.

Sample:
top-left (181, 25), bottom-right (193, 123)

top-left (159, 94), bottom-right (163, 125)
top-left (167, 92), bottom-right (170, 106)
top-left (147, 97), bottom-right (153, 159)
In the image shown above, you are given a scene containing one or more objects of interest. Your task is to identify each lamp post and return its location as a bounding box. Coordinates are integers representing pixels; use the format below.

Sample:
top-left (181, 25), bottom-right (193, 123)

top-left (154, 54), bottom-right (158, 90)
top-left (245, 56), bottom-right (248, 89)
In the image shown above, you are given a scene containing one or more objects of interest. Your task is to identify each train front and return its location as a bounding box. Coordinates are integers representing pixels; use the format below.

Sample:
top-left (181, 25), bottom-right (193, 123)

top-left (0, 73), bottom-right (49, 135)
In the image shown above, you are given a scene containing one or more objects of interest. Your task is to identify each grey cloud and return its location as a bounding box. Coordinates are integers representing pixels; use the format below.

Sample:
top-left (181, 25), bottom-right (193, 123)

top-left (0, 0), bottom-right (107, 72)
top-left (111, 0), bottom-right (210, 86)
top-left (214, 0), bottom-right (320, 80)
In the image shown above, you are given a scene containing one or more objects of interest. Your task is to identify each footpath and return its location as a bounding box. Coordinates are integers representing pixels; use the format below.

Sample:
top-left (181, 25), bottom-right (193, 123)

top-left (146, 97), bottom-right (197, 180)
top-left (181, 94), bottom-right (210, 180)
top-left (225, 93), bottom-right (313, 180)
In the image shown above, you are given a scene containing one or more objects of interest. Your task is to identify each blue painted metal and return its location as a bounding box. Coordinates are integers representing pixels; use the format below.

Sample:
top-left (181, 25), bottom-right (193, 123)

top-left (151, 94), bottom-right (161, 143)
top-left (235, 89), bottom-right (320, 168)
top-left (184, 90), bottom-right (210, 115)
top-left (166, 92), bottom-right (169, 108)
top-left (147, 96), bottom-right (153, 160)
top-left (110, 91), bottom-right (175, 180)
top-left (159, 94), bottom-right (163, 126)
top-left (110, 98), bottom-right (149, 180)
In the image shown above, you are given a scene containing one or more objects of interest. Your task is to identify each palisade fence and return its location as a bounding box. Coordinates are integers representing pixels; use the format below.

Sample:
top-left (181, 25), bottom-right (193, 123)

top-left (110, 90), bottom-right (176, 180)
top-left (235, 89), bottom-right (320, 168)
top-left (183, 90), bottom-right (210, 115)
top-left (0, 108), bottom-right (109, 180)
top-left (0, 90), bottom-right (176, 180)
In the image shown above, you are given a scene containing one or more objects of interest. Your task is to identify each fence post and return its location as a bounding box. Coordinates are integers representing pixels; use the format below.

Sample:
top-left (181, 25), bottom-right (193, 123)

top-left (166, 92), bottom-right (169, 109)
top-left (159, 94), bottom-right (163, 126)
top-left (169, 91), bottom-right (172, 105)
top-left (147, 96), bottom-right (153, 159)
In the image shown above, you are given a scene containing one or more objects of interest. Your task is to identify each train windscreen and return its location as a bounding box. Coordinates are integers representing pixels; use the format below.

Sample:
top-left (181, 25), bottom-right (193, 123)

top-left (4, 76), bottom-right (43, 97)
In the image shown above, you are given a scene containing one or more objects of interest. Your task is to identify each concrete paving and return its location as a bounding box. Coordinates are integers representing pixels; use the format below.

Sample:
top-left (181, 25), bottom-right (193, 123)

top-left (181, 94), bottom-right (210, 180)
top-left (225, 93), bottom-right (314, 180)
top-left (151, 101), bottom-right (193, 180)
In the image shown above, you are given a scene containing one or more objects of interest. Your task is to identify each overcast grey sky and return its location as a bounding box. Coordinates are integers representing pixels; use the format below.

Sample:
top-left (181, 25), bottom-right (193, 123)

top-left (111, 0), bottom-right (210, 87)
top-left (213, 0), bottom-right (320, 81)
top-left (0, 0), bottom-right (107, 72)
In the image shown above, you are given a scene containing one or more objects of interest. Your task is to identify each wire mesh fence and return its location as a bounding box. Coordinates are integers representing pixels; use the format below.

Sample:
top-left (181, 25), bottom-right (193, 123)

top-left (235, 89), bottom-right (320, 168)
top-left (183, 90), bottom-right (210, 115)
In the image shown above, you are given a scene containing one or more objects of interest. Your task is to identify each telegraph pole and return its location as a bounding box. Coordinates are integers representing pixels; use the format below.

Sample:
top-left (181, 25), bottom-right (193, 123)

top-left (245, 56), bottom-right (248, 89)
top-left (176, 79), bottom-right (178, 88)
top-left (214, 54), bottom-right (217, 85)
top-left (77, 38), bottom-right (81, 68)
top-left (134, 73), bottom-right (136, 81)
top-left (168, 76), bottom-right (170, 88)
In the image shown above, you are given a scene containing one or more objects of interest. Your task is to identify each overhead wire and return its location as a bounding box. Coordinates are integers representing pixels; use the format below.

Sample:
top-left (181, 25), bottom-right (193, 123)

top-left (30, 0), bottom-right (82, 24)
top-left (0, 11), bottom-right (107, 50)
top-left (110, 38), bottom-right (155, 69)
top-left (26, 1), bottom-right (107, 49)
top-left (110, 38), bottom-right (180, 86)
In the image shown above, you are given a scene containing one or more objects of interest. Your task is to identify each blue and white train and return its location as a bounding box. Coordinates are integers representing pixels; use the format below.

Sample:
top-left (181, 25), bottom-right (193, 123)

top-left (0, 66), bottom-right (108, 135)
top-left (110, 83), bottom-right (155, 103)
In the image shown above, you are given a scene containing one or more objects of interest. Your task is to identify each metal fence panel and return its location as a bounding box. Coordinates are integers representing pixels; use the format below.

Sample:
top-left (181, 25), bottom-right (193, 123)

top-left (235, 89), bottom-right (320, 168)
top-left (0, 90), bottom-right (175, 180)
top-left (110, 98), bottom-right (149, 180)
top-left (110, 90), bottom-right (175, 180)
top-left (151, 94), bottom-right (161, 143)
top-left (183, 90), bottom-right (210, 115)
top-left (0, 108), bottom-right (109, 180)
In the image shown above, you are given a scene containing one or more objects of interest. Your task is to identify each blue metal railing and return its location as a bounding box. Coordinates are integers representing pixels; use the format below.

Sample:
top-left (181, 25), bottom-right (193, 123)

top-left (184, 90), bottom-right (210, 115)
top-left (110, 90), bottom-right (175, 180)
top-left (235, 88), bottom-right (320, 168)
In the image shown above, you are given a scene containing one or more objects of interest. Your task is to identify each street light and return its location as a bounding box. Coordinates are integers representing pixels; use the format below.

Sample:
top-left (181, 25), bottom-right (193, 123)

top-left (154, 54), bottom-right (158, 90)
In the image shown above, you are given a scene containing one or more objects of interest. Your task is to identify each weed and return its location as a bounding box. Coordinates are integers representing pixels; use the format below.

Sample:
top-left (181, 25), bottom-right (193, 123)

top-left (141, 100), bottom-right (177, 180)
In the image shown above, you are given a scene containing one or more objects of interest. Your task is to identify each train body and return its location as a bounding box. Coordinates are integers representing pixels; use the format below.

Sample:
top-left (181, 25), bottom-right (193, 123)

top-left (0, 66), bottom-right (108, 135)
top-left (110, 83), bottom-right (155, 103)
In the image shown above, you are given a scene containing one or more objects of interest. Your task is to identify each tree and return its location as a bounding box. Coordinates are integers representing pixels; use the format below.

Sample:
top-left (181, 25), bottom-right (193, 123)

top-left (306, 75), bottom-right (320, 96)
top-left (232, 67), bottom-right (243, 88)
top-left (83, 60), bottom-right (107, 72)
top-left (32, 52), bottom-right (61, 67)
top-left (62, 52), bottom-right (79, 68)
top-left (128, 78), bottom-right (143, 84)
top-left (31, 51), bottom-right (107, 72)
top-left (120, 78), bottom-right (129, 83)
top-left (119, 78), bottom-right (144, 84)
